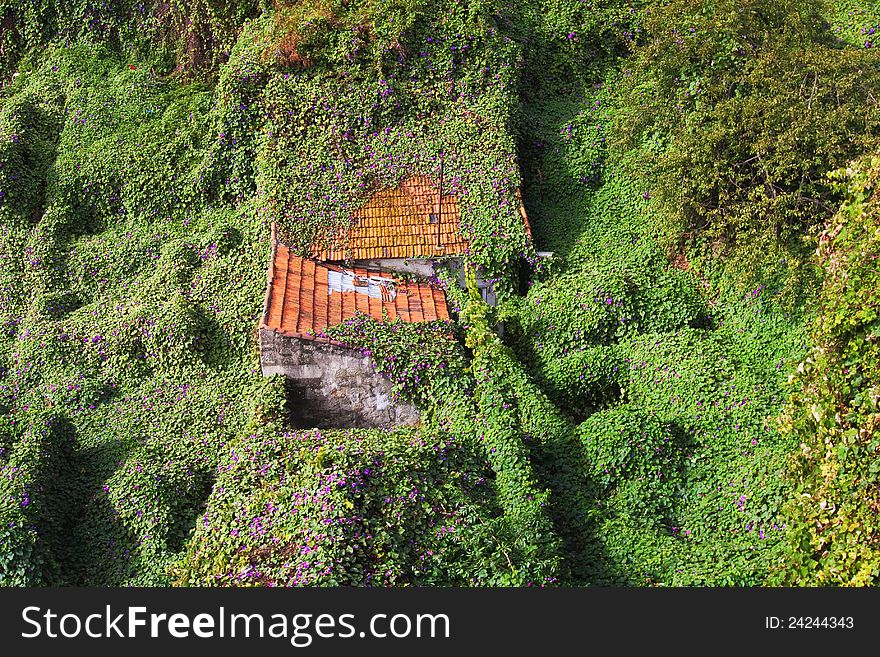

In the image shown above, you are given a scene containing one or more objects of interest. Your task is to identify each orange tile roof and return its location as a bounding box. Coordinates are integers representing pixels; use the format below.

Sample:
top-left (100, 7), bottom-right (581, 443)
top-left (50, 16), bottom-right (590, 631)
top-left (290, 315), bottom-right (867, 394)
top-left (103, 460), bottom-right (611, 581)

top-left (313, 175), bottom-right (468, 261)
top-left (261, 242), bottom-right (451, 342)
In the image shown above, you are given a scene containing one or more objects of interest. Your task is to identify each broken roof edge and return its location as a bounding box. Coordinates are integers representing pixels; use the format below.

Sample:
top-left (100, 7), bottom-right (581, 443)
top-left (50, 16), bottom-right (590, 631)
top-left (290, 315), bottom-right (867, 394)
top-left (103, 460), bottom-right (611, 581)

top-left (259, 323), bottom-right (348, 347)
top-left (260, 315), bottom-right (456, 346)
top-left (516, 187), bottom-right (534, 242)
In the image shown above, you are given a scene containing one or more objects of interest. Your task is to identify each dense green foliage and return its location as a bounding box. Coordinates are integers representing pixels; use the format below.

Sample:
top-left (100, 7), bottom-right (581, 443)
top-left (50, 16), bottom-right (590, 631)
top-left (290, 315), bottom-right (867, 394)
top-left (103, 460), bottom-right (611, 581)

top-left (1, 0), bottom-right (878, 587)
top-left (0, 44), bottom-right (276, 584)
top-left (618, 0), bottom-right (880, 269)
top-left (175, 427), bottom-right (519, 586)
top-left (251, 0), bottom-right (532, 287)
top-left (778, 156), bottom-right (880, 585)
top-left (0, 0), bottom-right (262, 81)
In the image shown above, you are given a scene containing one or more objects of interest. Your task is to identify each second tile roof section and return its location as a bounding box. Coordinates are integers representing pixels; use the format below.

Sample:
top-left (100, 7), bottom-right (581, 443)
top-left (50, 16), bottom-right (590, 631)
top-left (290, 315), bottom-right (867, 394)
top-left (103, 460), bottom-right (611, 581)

top-left (313, 175), bottom-right (468, 261)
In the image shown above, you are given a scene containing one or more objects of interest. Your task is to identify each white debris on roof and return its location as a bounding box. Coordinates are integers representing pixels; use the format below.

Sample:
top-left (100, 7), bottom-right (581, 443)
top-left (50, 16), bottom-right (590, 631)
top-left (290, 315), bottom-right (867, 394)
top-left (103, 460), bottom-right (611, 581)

top-left (327, 269), bottom-right (397, 302)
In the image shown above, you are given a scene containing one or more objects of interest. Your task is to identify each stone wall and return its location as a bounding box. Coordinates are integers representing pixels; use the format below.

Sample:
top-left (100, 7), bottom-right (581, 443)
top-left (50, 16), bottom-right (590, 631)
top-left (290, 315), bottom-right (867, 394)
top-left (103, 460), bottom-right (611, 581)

top-left (258, 327), bottom-right (420, 429)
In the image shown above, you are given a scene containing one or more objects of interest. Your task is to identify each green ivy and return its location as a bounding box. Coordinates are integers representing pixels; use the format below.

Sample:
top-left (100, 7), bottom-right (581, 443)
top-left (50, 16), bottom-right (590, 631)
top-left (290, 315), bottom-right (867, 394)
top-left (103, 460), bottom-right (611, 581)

top-left (1, 0), bottom-right (876, 588)
top-left (777, 155), bottom-right (880, 586)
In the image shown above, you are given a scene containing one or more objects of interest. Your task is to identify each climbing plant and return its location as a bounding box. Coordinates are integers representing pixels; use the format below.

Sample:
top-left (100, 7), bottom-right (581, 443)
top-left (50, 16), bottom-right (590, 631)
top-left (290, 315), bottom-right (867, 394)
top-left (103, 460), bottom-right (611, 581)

top-left (1, 0), bottom-right (878, 589)
top-left (777, 155), bottom-right (880, 586)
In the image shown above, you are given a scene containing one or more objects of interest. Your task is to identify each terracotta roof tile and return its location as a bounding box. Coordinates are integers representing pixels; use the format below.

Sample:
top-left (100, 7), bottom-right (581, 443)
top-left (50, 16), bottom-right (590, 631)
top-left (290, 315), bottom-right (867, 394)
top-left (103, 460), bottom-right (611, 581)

top-left (262, 244), bottom-right (451, 341)
top-left (309, 179), bottom-right (533, 263)
top-left (313, 175), bottom-right (469, 261)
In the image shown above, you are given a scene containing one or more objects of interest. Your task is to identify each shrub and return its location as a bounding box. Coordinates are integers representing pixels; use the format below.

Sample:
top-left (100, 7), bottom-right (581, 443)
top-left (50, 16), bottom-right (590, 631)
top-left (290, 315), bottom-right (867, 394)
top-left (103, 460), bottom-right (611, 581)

top-left (778, 155), bottom-right (880, 586)
top-left (618, 0), bottom-right (880, 252)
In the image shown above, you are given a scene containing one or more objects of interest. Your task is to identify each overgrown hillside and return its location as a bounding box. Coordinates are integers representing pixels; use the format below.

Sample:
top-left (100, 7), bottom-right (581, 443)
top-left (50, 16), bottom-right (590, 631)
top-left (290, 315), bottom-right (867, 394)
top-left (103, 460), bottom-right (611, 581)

top-left (1, 1), bottom-right (879, 586)
top-left (779, 155), bottom-right (880, 586)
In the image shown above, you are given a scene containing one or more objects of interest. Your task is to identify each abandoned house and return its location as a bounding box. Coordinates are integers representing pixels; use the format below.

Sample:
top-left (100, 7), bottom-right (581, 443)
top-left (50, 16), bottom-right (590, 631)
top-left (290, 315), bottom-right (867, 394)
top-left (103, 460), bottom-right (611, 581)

top-left (259, 174), bottom-right (534, 428)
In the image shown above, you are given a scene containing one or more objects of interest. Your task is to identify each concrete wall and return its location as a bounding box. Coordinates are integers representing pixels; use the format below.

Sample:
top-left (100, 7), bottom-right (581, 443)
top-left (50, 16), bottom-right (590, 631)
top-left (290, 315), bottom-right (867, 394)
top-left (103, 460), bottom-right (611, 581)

top-left (353, 258), bottom-right (436, 277)
top-left (258, 327), bottom-right (420, 429)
